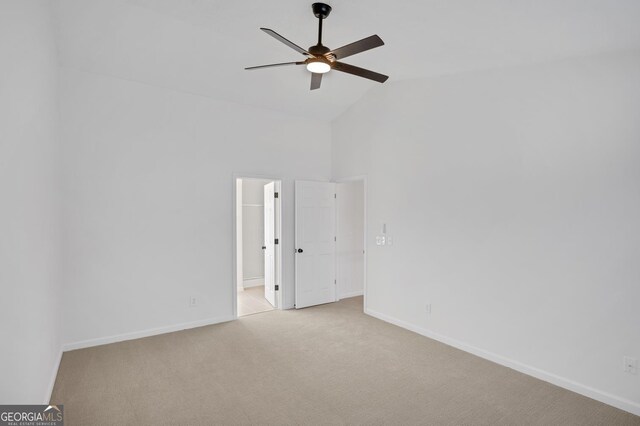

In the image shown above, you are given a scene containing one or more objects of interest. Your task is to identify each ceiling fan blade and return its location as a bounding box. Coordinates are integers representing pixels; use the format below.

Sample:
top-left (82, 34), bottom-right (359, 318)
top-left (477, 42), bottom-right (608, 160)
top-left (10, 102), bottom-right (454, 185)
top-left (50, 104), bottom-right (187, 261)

top-left (329, 35), bottom-right (384, 60)
top-left (310, 73), bottom-right (323, 90)
top-left (333, 61), bottom-right (388, 83)
top-left (245, 61), bottom-right (304, 70)
top-left (260, 28), bottom-right (313, 57)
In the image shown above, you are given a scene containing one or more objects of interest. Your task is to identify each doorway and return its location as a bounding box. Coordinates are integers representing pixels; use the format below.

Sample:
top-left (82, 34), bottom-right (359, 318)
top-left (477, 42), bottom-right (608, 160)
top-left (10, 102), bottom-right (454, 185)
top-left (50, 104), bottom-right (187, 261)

top-left (234, 177), bottom-right (282, 317)
top-left (336, 178), bottom-right (366, 302)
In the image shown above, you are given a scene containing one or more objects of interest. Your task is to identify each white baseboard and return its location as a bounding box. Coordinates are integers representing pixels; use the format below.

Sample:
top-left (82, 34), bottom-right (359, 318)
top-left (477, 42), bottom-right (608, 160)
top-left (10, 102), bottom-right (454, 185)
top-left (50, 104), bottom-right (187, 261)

top-left (62, 315), bottom-right (235, 352)
top-left (365, 307), bottom-right (640, 417)
top-left (45, 348), bottom-right (63, 403)
top-left (339, 290), bottom-right (364, 300)
top-left (243, 278), bottom-right (264, 288)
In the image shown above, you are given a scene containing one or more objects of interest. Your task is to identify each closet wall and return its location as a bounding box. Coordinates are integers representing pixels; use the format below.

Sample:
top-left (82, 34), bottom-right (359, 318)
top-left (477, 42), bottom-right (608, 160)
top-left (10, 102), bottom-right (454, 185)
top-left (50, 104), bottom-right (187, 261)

top-left (241, 179), bottom-right (272, 288)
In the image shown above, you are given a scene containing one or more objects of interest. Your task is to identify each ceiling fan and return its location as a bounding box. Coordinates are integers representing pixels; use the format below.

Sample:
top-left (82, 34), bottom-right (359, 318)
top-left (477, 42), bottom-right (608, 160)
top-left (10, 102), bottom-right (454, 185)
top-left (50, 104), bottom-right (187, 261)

top-left (245, 2), bottom-right (388, 90)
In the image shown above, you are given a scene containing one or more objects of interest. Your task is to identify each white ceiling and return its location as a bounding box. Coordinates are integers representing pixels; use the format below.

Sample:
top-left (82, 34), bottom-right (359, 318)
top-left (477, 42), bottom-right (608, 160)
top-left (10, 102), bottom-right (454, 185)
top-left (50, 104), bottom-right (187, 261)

top-left (56, 0), bottom-right (640, 121)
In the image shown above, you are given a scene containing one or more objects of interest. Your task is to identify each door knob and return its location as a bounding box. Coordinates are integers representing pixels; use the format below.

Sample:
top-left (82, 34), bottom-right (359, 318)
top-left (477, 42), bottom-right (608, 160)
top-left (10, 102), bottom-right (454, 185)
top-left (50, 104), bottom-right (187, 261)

top-left (297, 248), bottom-right (304, 253)
top-left (262, 246), bottom-right (266, 250)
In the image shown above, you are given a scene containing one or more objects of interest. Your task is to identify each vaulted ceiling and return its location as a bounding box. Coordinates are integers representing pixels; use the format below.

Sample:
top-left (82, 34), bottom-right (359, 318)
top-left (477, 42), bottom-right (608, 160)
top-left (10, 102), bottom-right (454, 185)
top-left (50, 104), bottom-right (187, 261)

top-left (56, 0), bottom-right (640, 121)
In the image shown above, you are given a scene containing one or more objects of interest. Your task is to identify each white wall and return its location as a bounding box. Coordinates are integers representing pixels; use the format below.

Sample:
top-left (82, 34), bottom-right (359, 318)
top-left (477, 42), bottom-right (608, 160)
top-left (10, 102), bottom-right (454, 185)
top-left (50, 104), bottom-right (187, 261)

top-left (336, 181), bottom-right (365, 299)
top-left (241, 178), bottom-right (272, 283)
top-left (332, 50), bottom-right (640, 414)
top-left (60, 68), bottom-right (331, 346)
top-left (0, 1), bottom-right (62, 403)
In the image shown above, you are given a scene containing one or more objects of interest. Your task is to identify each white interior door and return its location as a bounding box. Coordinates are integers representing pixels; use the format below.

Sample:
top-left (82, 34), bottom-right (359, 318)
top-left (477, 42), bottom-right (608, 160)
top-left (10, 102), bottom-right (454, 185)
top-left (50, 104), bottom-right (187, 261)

top-left (264, 182), bottom-right (276, 307)
top-left (295, 180), bottom-right (336, 309)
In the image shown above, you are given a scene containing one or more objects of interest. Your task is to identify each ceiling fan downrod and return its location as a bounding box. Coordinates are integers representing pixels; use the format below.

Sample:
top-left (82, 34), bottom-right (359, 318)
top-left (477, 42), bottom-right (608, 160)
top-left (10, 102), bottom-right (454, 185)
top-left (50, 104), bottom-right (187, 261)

top-left (312, 3), bottom-right (332, 46)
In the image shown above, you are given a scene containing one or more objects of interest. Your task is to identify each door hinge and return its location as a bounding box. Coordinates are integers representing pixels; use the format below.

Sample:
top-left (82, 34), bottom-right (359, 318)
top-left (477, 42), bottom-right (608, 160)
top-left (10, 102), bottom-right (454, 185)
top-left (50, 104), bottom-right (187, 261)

top-left (334, 193), bottom-right (337, 198)
top-left (274, 192), bottom-right (279, 198)
top-left (334, 279), bottom-right (337, 284)
top-left (275, 285), bottom-right (279, 291)
top-left (334, 236), bottom-right (336, 242)
top-left (274, 238), bottom-right (279, 245)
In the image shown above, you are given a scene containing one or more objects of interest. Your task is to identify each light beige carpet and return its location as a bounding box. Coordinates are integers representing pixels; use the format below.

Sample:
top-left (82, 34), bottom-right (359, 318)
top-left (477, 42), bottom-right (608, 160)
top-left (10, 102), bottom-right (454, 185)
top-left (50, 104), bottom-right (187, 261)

top-left (51, 297), bottom-right (639, 425)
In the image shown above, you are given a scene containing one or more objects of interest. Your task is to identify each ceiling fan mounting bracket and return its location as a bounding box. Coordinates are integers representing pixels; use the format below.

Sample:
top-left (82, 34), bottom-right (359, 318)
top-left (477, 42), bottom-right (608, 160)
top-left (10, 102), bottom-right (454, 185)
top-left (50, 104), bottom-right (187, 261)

top-left (312, 3), bottom-right (332, 20)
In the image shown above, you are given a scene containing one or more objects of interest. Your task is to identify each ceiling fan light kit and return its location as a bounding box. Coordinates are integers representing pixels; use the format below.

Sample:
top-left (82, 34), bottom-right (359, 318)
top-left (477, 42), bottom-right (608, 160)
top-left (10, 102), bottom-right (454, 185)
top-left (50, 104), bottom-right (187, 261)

top-left (245, 2), bottom-right (389, 90)
top-left (306, 60), bottom-right (331, 73)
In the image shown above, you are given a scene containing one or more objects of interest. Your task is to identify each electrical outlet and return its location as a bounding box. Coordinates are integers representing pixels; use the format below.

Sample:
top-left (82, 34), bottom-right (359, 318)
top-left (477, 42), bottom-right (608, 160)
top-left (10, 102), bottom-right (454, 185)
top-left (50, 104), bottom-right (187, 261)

top-left (425, 304), bottom-right (432, 315)
top-left (623, 356), bottom-right (637, 374)
top-left (189, 296), bottom-right (198, 308)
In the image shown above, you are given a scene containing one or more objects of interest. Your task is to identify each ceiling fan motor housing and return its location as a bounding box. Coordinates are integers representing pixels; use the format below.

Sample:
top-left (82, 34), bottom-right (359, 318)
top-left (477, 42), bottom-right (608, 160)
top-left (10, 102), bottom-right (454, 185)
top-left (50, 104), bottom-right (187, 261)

top-left (308, 44), bottom-right (331, 56)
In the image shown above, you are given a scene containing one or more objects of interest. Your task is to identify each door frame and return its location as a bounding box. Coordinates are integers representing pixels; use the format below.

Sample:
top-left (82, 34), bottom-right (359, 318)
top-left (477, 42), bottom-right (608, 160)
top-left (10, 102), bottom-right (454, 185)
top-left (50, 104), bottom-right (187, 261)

top-left (334, 175), bottom-right (368, 311)
top-left (232, 173), bottom-right (283, 319)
